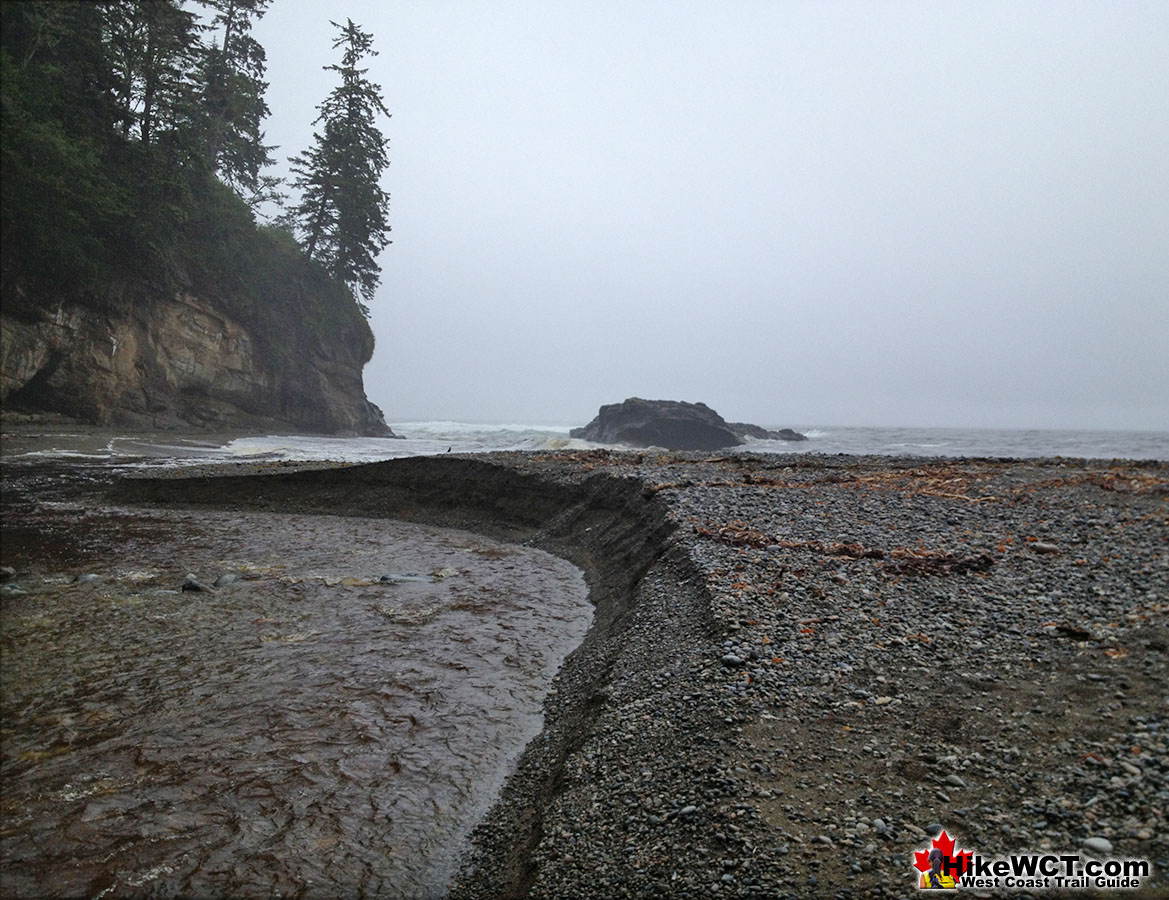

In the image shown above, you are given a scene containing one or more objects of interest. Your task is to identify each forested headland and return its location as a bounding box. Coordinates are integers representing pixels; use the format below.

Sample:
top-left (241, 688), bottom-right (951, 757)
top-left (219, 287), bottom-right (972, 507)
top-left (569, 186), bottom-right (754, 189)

top-left (1, 1), bottom-right (394, 434)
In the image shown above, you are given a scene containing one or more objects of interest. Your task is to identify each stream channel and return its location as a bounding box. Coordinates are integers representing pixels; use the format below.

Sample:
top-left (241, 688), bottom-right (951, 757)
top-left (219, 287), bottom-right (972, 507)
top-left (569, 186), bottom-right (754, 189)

top-left (1, 460), bottom-right (592, 898)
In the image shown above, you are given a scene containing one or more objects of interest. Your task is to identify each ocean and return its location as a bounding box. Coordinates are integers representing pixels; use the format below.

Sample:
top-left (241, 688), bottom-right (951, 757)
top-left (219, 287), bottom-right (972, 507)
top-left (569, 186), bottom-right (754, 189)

top-left (4, 422), bottom-right (1167, 467)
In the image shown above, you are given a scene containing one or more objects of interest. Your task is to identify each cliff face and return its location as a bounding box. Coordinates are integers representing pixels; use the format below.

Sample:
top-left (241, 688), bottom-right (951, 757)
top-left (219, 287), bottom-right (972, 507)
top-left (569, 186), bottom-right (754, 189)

top-left (1, 287), bottom-right (391, 435)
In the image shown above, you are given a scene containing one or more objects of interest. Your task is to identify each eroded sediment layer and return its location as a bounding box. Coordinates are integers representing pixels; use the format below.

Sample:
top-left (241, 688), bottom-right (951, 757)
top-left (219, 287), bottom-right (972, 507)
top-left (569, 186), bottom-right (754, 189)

top-left (110, 453), bottom-right (1168, 899)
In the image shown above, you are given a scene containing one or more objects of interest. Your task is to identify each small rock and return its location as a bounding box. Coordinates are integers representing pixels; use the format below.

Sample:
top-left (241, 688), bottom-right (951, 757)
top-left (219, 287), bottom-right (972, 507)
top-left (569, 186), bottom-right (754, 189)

top-left (926, 823), bottom-right (944, 837)
top-left (1030, 541), bottom-right (1059, 554)
top-left (1, 583), bottom-right (26, 597)
top-left (722, 654), bottom-right (745, 667)
top-left (430, 567), bottom-right (459, 579)
top-left (1082, 836), bottom-right (1113, 855)
top-left (1, 565), bottom-right (18, 581)
top-left (945, 774), bottom-right (968, 789)
top-left (181, 574), bottom-right (214, 593)
top-left (213, 573), bottom-right (240, 588)
top-left (679, 805), bottom-right (698, 817)
top-left (73, 573), bottom-right (100, 584)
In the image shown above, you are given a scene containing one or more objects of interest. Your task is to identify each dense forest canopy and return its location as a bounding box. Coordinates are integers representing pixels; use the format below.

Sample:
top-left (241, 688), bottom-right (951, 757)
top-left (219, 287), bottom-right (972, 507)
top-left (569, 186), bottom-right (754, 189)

top-left (0, 0), bottom-right (391, 319)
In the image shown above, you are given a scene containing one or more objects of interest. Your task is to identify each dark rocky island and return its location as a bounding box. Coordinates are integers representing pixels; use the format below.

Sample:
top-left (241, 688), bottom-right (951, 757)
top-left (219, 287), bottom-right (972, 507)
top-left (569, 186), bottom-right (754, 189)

top-left (570, 397), bottom-right (806, 450)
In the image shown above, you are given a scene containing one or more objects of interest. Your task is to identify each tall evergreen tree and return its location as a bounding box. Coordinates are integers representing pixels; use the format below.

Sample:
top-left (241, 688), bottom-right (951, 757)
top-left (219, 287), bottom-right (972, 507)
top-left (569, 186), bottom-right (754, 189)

top-left (194, 0), bottom-right (275, 201)
top-left (287, 19), bottom-right (390, 312)
top-left (103, 1), bottom-right (201, 150)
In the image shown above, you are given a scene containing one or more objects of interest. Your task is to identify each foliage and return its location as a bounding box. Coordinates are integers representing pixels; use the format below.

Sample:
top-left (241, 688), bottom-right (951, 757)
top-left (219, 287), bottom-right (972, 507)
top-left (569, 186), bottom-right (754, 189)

top-left (0, 0), bottom-right (380, 342)
top-left (193, 0), bottom-right (278, 202)
top-left (286, 19), bottom-right (391, 313)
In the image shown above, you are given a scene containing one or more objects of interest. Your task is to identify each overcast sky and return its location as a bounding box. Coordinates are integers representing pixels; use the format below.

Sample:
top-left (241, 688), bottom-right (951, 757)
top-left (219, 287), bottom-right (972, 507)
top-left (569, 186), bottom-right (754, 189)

top-left (253, 1), bottom-right (1168, 430)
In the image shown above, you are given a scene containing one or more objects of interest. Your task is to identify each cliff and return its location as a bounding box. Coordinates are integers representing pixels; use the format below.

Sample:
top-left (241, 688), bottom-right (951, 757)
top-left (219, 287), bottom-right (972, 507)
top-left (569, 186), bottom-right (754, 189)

top-left (1, 284), bottom-right (391, 435)
top-left (1, 11), bottom-right (393, 438)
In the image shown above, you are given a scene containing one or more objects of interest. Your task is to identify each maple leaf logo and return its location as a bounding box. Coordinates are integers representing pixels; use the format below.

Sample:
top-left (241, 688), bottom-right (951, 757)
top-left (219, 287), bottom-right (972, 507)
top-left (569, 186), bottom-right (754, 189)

top-left (913, 829), bottom-right (972, 883)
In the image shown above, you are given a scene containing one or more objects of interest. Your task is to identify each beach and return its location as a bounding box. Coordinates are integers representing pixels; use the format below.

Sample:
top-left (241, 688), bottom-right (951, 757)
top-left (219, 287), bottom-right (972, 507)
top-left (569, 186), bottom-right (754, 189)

top-left (3, 449), bottom-right (1167, 898)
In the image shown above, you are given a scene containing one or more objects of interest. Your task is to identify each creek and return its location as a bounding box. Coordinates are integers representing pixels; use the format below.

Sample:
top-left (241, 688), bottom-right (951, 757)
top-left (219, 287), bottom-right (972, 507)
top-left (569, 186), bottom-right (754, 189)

top-left (0, 462), bottom-right (591, 898)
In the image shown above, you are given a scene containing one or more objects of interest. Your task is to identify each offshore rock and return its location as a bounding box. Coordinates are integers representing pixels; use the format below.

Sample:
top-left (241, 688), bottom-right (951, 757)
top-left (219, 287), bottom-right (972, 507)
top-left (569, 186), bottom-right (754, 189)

top-left (727, 421), bottom-right (808, 442)
top-left (0, 288), bottom-right (392, 436)
top-left (571, 398), bottom-right (741, 450)
top-left (571, 398), bottom-right (804, 451)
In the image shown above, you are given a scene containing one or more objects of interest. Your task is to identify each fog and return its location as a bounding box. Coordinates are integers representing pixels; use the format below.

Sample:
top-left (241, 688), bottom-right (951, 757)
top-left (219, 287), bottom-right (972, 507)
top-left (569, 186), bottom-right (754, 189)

top-left (254, 1), bottom-right (1168, 430)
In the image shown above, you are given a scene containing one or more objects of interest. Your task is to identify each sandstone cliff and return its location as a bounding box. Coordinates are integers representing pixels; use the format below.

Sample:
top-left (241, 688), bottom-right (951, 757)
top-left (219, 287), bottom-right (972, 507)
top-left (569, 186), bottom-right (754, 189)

top-left (1, 286), bottom-right (391, 435)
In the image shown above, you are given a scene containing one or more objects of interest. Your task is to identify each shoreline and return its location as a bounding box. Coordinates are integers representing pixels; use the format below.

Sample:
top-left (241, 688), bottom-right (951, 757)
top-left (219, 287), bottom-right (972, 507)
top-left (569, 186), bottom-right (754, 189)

top-left (105, 451), bottom-right (1168, 898)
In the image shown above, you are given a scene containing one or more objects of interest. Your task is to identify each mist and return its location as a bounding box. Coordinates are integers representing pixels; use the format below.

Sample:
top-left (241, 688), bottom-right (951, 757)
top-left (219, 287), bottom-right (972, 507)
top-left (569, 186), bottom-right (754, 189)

top-left (254, 1), bottom-right (1169, 431)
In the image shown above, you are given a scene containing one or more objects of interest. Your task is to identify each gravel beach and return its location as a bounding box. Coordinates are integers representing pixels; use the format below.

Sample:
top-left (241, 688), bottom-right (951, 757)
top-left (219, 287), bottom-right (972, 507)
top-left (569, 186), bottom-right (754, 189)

top-left (8, 449), bottom-right (1167, 898)
top-left (490, 452), bottom-right (1168, 900)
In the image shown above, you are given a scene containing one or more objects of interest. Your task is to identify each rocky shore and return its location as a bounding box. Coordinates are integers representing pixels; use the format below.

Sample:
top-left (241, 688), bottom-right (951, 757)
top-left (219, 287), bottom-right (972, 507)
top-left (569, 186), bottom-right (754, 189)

top-left (101, 450), bottom-right (1168, 898)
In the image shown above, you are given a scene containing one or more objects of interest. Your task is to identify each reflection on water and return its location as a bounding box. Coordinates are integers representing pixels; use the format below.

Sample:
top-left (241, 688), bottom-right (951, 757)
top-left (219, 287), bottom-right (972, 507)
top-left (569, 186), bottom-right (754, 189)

top-left (0, 494), bottom-right (591, 899)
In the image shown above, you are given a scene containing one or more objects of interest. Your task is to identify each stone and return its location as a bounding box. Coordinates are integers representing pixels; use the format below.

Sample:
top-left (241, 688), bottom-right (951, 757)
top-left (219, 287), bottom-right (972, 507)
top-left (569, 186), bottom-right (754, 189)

top-left (181, 573), bottom-right (214, 593)
top-left (1082, 836), bottom-right (1113, 855)
top-left (213, 573), bottom-right (240, 587)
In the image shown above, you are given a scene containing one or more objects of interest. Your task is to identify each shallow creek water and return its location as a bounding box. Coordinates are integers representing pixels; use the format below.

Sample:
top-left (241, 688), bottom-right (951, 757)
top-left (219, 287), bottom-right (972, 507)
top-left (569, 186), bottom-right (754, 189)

top-left (0, 465), bottom-right (591, 898)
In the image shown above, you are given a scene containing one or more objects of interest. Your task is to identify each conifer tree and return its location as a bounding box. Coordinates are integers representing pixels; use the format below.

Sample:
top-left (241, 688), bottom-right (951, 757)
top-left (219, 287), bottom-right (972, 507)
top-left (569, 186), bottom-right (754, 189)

top-left (195, 0), bottom-right (276, 202)
top-left (103, 1), bottom-right (201, 149)
top-left (287, 19), bottom-right (390, 313)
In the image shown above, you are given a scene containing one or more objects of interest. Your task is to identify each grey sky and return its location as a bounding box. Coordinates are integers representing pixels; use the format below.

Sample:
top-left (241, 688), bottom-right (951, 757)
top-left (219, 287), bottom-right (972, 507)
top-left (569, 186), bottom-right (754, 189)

top-left (254, 1), bottom-right (1168, 430)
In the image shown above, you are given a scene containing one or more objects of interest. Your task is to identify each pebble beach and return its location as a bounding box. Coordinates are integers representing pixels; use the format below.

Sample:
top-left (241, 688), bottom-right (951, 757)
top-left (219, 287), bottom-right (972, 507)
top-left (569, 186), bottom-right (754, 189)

top-left (450, 451), bottom-right (1167, 899)
top-left (4, 448), bottom-right (1167, 898)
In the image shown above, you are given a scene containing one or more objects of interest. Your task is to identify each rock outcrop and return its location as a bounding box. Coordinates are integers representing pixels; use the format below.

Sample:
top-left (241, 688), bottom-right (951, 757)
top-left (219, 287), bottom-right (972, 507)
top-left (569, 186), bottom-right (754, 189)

top-left (570, 398), bottom-right (805, 451)
top-left (1, 287), bottom-right (391, 435)
top-left (727, 422), bottom-right (809, 443)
